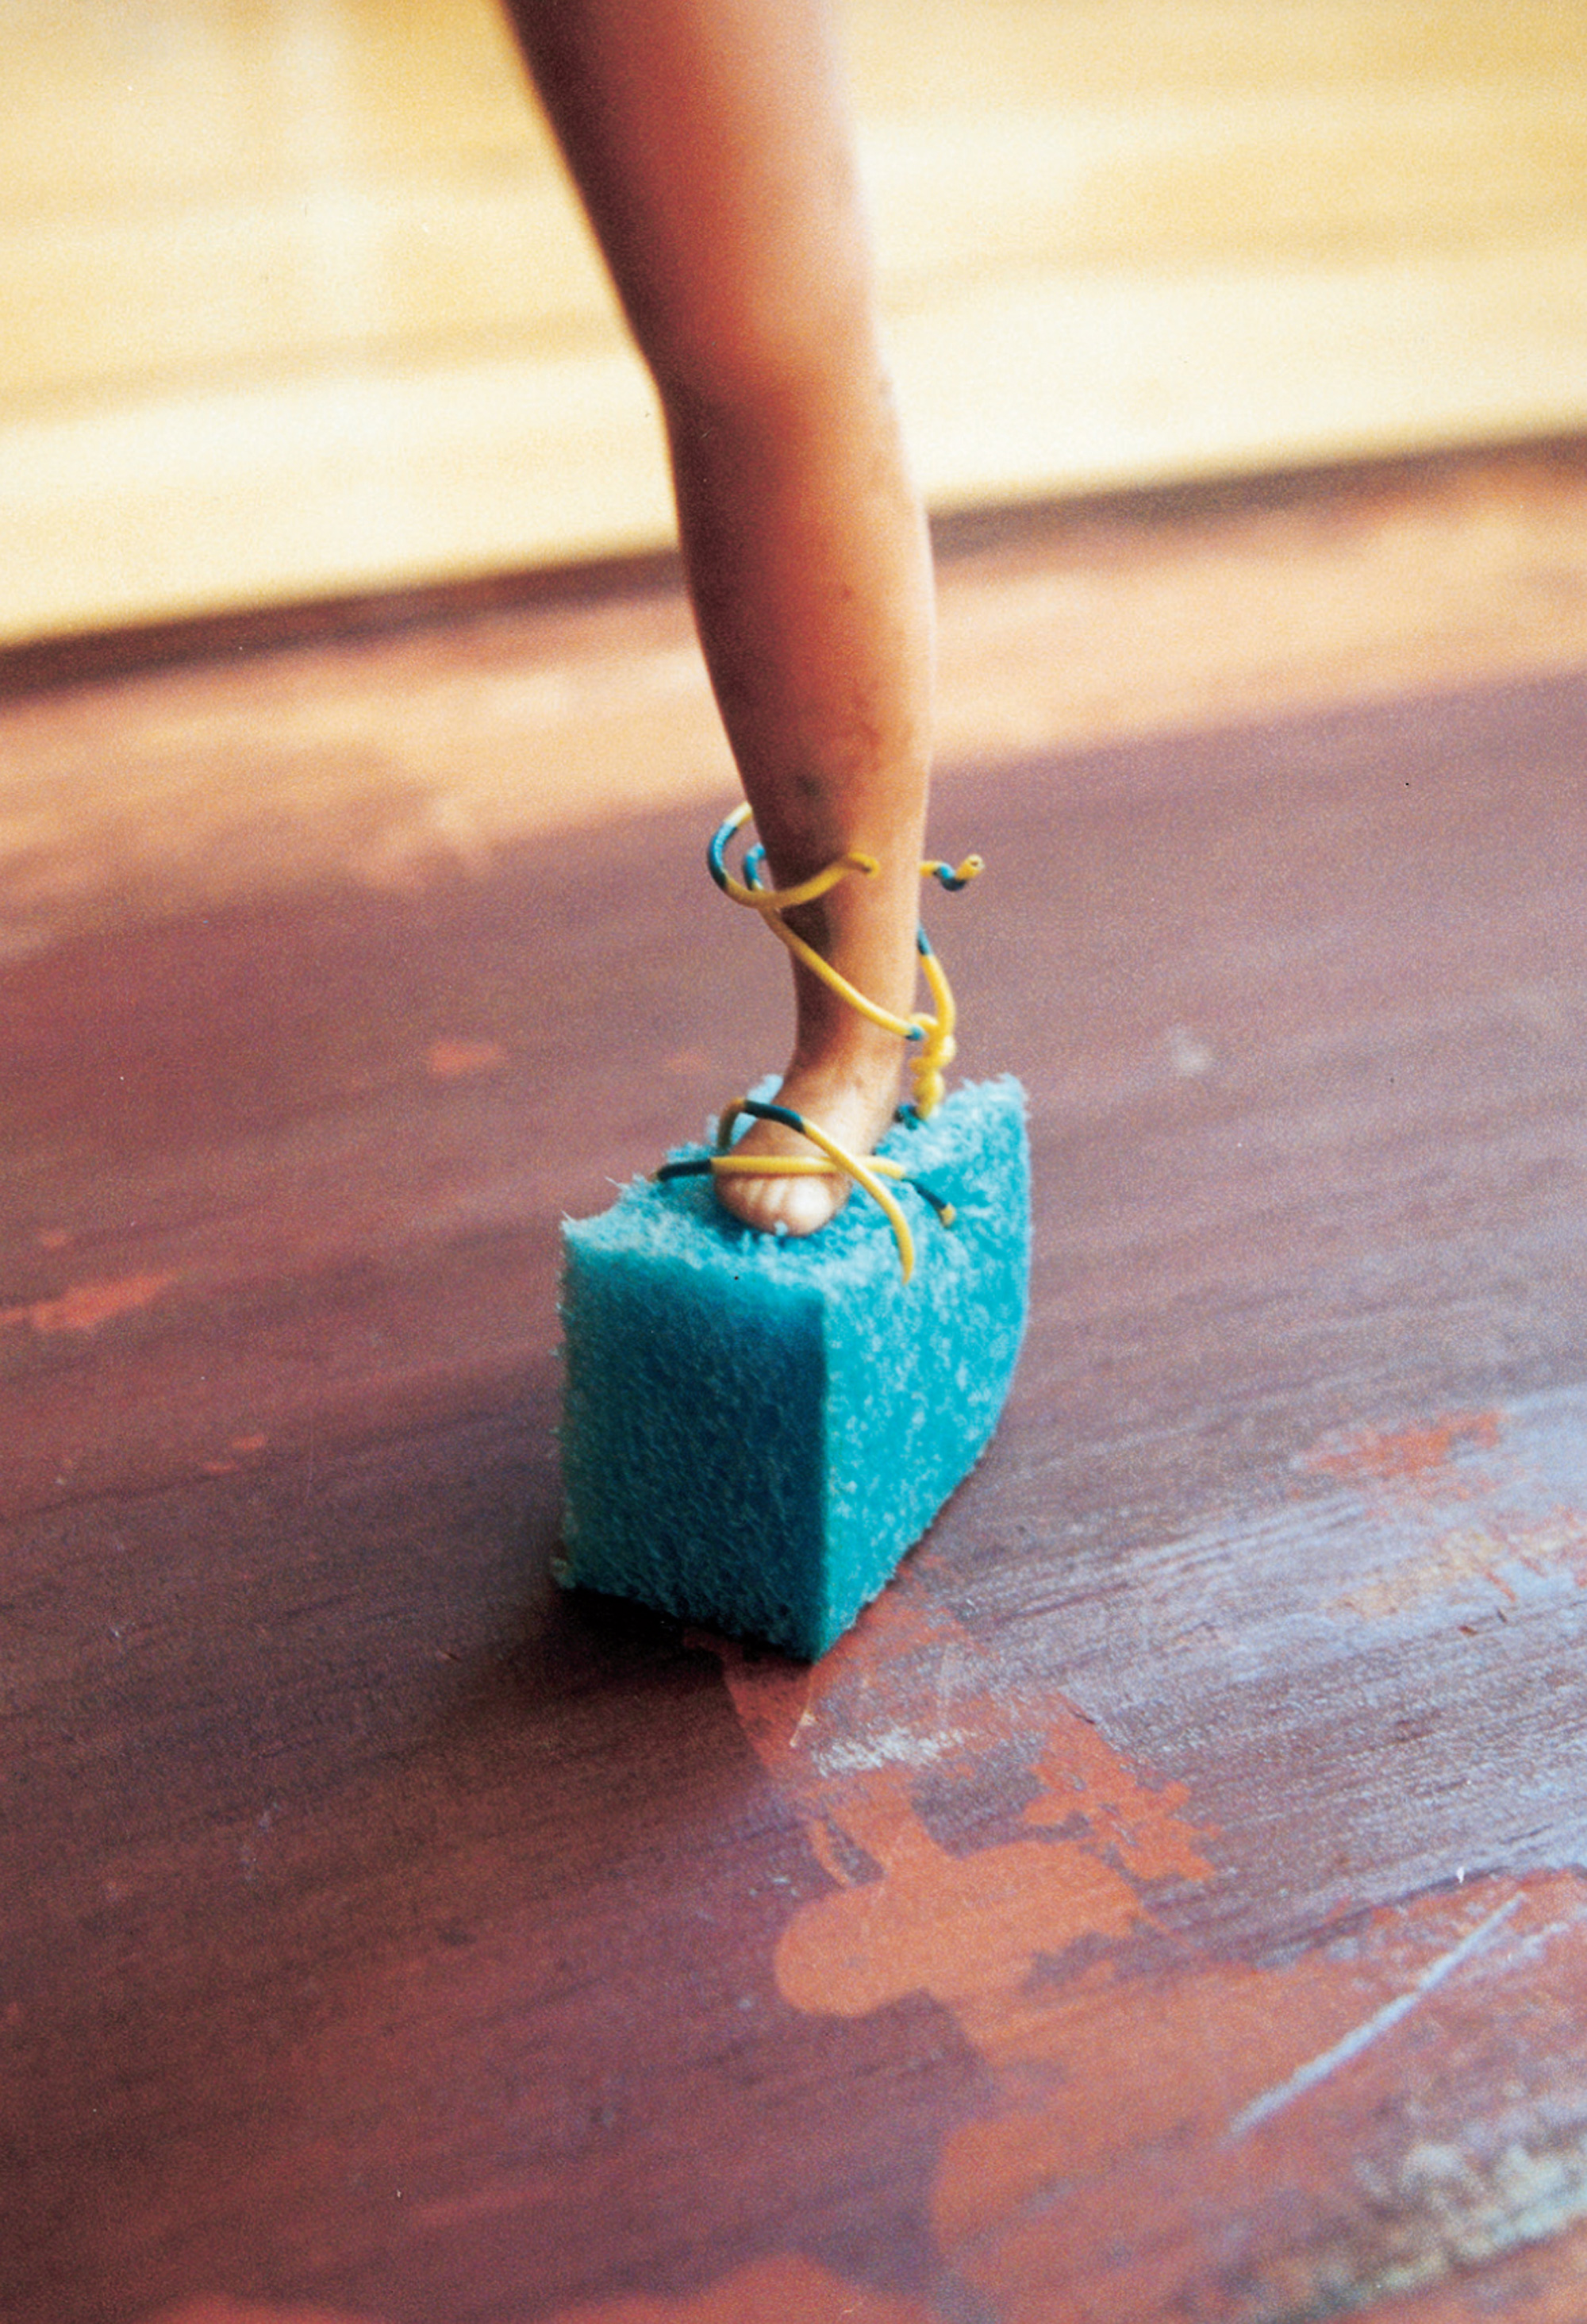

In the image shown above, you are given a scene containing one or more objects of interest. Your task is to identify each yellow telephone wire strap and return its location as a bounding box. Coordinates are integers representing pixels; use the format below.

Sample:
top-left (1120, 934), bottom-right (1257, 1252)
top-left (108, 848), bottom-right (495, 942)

top-left (653, 806), bottom-right (981, 1281)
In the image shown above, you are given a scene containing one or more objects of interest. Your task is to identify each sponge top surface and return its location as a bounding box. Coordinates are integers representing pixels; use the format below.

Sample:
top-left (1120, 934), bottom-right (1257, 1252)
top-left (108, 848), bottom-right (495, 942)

top-left (567, 1075), bottom-right (1026, 1295)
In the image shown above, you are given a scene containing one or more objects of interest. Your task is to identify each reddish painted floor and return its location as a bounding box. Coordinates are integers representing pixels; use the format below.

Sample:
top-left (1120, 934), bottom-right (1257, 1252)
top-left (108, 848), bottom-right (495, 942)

top-left (5, 571), bottom-right (1587, 2322)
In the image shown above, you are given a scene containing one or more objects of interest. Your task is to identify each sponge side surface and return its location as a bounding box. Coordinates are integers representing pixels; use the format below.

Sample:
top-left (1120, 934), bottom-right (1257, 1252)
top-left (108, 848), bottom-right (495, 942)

top-left (820, 1079), bottom-right (1029, 1634)
top-left (559, 1076), bottom-right (1029, 1657)
top-left (559, 1232), bottom-right (831, 1653)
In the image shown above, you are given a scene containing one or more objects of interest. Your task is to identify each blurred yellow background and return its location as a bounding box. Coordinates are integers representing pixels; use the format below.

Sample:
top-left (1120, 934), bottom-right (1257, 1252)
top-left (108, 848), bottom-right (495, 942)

top-left (6, 0), bottom-right (1587, 644)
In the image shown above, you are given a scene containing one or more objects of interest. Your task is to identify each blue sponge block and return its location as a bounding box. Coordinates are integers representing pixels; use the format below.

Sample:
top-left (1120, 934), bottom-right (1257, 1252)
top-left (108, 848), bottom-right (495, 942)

top-left (557, 1075), bottom-right (1028, 1659)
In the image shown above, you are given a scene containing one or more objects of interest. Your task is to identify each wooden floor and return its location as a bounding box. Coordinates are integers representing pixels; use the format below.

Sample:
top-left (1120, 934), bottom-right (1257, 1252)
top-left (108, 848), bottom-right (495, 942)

top-left (6, 441), bottom-right (1587, 2323)
top-left (7, 0), bottom-right (1587, 642)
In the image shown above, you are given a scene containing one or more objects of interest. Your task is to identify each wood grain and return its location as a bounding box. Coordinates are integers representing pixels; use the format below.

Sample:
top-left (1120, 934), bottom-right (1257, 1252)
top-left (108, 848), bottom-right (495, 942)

top-left (6, 0), bottom-right (1587, 639)
top-left (9, 438), bottom-right (1587, 964)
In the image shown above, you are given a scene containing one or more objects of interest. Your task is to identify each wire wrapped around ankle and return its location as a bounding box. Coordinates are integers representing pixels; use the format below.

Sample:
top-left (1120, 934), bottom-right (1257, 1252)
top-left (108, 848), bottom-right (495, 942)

top-left (655, 805), bottom-right (983, 1280)
top-left (707, 802), bottom-right (980, 1125)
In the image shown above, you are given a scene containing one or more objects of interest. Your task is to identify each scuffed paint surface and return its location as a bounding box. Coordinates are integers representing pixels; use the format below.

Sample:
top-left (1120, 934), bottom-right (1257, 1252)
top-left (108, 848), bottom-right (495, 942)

top-left (1, 1271), bottom-right (176, 1337)
top-left (658, 1405), bottom-right (1587, 2324)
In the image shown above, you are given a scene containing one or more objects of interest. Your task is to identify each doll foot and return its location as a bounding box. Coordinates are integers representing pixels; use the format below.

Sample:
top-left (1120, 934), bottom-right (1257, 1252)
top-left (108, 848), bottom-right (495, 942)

top-left (710, 1060), bottom-right (902, 1237)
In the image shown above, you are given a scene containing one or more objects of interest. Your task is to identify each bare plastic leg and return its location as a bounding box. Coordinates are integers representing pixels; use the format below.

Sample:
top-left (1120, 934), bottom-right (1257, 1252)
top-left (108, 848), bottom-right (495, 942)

top-left (504, 0), bottom-right (935, 1234)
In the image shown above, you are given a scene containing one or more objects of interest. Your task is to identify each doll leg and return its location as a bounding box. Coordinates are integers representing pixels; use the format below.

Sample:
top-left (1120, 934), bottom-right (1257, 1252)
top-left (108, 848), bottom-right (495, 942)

top-left (505, 0), bottom-right (934, 1235)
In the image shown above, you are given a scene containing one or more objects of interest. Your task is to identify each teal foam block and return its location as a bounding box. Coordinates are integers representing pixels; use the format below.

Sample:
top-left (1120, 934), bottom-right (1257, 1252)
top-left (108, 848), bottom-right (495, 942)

top-left (557, 1075), bottom-right (1029, 1659)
